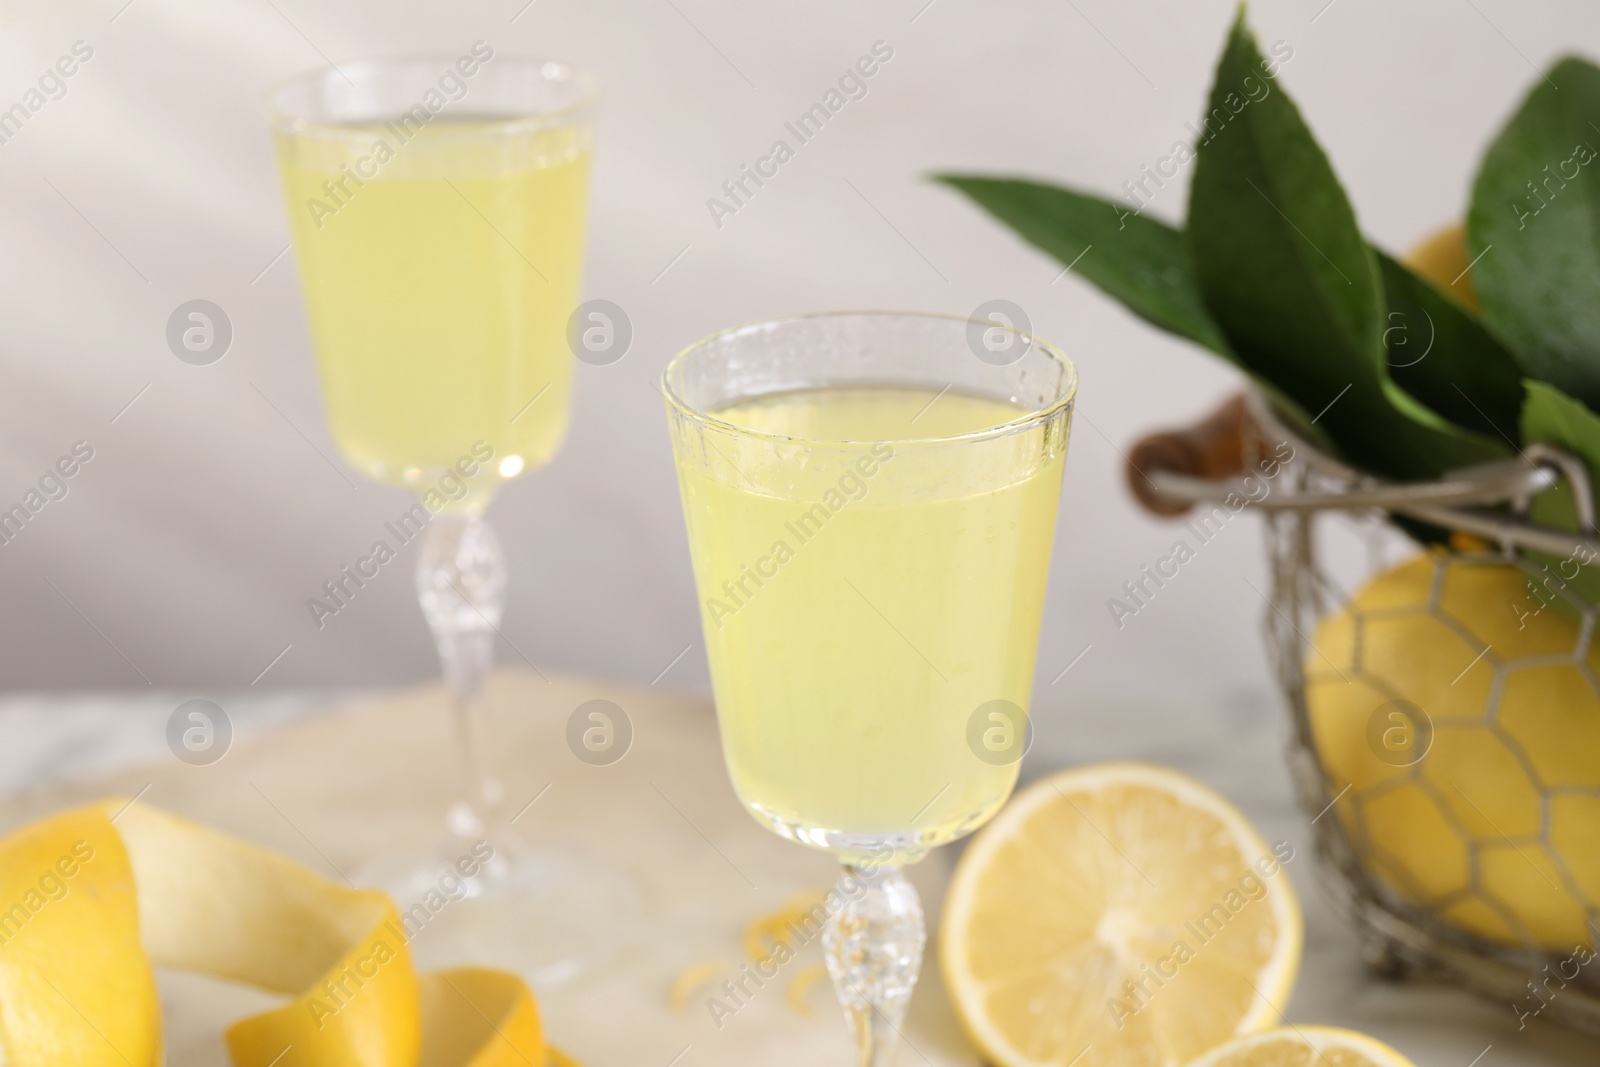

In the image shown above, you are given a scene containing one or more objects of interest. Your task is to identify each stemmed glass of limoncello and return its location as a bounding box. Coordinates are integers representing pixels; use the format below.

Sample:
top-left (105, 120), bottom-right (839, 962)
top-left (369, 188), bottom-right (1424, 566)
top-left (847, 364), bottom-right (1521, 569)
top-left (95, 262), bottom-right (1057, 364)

top-left (664, 312), bottom-right (1076, 1064)
top-left (266, 53), bottom-right (634, 985)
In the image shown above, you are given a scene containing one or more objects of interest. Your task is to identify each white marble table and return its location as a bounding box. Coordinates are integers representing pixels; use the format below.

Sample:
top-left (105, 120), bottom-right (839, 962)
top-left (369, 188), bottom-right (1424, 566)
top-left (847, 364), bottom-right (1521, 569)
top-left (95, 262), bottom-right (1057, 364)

top-left (1, 673), bottom-right (1594, 1067)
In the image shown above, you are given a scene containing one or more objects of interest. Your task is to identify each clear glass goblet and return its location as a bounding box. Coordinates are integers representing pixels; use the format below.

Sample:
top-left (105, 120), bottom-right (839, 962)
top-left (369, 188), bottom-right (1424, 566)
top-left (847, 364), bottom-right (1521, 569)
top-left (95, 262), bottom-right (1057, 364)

top-left (266, 52), bottom-right (636, 987)
top-left (664, 311), bottom-right (1076, 1063)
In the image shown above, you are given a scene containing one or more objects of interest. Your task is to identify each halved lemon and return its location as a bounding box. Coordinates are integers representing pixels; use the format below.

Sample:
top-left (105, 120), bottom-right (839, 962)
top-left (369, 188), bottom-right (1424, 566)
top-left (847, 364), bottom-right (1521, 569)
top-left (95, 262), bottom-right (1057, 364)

top-left (1183, 1026), bottom-right (1416, 1067)
top-left (940, 762), bottom-right (1303, 1067)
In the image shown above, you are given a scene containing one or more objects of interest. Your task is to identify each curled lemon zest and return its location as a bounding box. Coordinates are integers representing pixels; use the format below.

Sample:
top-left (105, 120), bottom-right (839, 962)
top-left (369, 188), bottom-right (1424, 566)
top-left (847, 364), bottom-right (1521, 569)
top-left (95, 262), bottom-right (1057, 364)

top-left (0, 800), bottom-right (556, 1067)
top-left (741, 890), bottom-right (829, 962)
top-left (668, 961), bottom-right (724, 1013)
top-left (786, 964), bottom-right (828, 1019)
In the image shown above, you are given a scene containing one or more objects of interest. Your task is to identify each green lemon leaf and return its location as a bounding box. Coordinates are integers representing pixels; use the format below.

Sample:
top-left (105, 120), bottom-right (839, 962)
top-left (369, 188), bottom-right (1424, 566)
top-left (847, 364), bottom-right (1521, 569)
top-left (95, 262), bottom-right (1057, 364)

top-left (1188, 10), bottom-right (1506, 481)
top-left (934, 173), bottom-right (1331, 448)
top-left (1469, 57), bottom-right (1600, 408)
top-left (1376, 249), bottom-right (1524, 445)
top-left (1519, 380), bottom-right (1600, 609)
top-left (1523, 379), bottom-right (1600, 527)
top-left (933, 175), bottom-right (1228, 355)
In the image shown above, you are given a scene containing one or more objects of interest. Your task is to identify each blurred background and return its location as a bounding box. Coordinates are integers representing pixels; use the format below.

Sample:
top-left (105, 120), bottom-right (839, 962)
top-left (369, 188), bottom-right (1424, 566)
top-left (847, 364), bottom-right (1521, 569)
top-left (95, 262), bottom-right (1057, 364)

top-left (0, 0), bottom-right (1593, 705)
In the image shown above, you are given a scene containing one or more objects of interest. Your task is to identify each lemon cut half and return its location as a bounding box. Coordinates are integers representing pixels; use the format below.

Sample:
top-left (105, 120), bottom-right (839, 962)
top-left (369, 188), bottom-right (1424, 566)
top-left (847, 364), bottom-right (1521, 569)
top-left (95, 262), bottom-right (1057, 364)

top-left (1183, 1026), bottom-right (1417, 1067)
top-left (940, 762), bottom-right (1303, 1067)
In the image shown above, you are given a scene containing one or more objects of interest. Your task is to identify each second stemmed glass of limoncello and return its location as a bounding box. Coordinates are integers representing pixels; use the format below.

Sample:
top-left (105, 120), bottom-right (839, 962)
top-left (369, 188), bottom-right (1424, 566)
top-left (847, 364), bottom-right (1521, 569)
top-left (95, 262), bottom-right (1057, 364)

top-left (266, 52), bottom-right (635, 986)
top-left (665, 312), bottom-right (1076, 1065)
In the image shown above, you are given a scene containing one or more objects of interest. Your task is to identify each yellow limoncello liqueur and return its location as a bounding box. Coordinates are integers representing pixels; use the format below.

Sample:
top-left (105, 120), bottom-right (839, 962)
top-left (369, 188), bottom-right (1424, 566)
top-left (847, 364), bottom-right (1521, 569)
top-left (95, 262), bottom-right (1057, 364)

top-left (675, 385), bottom-right (1067, 859)
top-left (276, 117), bottom-right (590, 494)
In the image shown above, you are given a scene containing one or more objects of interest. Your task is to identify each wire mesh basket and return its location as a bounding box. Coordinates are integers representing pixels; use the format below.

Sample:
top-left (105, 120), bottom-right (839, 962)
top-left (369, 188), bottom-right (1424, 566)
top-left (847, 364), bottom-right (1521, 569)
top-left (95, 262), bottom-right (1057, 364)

top-left (1130, 391), bottom-right (1600, 1034)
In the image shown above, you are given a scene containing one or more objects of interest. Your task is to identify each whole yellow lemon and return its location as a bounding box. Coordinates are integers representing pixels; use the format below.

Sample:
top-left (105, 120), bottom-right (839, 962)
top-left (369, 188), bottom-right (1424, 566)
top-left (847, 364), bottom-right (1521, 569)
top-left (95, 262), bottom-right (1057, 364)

top-left (1404, 223), bottom-right (1481, 313)
top-left (1307, 552), bottom-right (1600, 951)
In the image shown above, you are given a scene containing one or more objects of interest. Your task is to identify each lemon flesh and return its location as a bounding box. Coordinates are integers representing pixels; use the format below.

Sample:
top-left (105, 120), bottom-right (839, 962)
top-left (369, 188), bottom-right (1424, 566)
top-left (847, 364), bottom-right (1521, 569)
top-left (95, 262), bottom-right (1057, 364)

top-left (941, 762), bottom-right (1302, 1067)
top-left (1183, 1025), bottom-right (1417, 1067)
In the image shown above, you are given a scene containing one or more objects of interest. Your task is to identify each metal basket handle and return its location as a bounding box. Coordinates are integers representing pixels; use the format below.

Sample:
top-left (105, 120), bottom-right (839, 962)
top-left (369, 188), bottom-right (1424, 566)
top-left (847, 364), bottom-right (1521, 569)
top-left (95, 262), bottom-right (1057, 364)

top-left (1127, 391), bottom-right (1600, 559)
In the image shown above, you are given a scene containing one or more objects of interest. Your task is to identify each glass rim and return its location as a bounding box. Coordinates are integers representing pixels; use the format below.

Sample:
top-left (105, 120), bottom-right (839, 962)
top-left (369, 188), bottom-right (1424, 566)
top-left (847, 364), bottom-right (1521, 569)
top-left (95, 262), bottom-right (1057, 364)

top-left (661, 309), bottom-right (1079, 449)
top-left (262, 53), bottom-right (599, 139)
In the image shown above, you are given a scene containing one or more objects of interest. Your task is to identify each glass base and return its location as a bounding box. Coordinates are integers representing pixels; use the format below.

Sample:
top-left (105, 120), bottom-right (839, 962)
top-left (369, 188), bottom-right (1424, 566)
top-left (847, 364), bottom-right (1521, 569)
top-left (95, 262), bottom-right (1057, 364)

top-left (357, 838), bottom-right (642, 990)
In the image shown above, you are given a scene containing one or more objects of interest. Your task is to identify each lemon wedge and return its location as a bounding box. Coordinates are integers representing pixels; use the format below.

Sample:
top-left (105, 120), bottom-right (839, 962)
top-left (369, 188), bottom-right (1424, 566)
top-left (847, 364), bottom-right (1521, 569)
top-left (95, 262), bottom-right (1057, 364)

top-left (1183, 1026), bottom-right (1416, 1067)
top-left (940, 762), bottom-right (1302, 1067)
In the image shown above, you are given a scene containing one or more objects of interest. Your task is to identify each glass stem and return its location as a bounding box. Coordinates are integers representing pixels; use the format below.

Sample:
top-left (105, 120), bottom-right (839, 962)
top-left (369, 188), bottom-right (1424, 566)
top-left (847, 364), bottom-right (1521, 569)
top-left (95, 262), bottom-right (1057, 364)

top-left (415, 512), bottom-right (508, 845)
top-left (823, 862), bottom-right (926, 1067)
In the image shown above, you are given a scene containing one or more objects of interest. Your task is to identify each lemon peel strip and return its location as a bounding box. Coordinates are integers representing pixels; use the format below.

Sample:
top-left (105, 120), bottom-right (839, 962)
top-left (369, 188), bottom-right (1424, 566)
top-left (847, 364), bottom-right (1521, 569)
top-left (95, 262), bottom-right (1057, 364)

top-left (0, 804), bottom-right (160, 1067)
top-left (785, 965), bottom-right (826, 1019)
top-left (740, 890), bottom-right (828, 963)
top-left (667, 962), bottom-right (723, 1013)
top-left (0, 800), bottom-right (564, 1067)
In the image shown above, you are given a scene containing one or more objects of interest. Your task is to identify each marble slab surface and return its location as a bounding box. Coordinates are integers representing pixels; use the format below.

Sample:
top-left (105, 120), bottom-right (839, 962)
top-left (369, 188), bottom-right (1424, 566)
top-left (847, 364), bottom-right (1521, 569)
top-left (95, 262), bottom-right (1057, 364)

top-left (0, 671), bottom-right (1594, 1067)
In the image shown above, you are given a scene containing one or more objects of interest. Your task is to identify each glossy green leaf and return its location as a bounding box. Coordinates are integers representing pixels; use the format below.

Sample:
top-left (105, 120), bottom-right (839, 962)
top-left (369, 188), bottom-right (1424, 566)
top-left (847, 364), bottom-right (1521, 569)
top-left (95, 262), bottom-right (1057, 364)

top-left (934, 175), bottom-right (1229, 355)
top-left (1376, 249), bottom-right (1524, 445)
top-left (1519, 380), bottom-right (1600, 609)
top-left (1469, 57), bottom-right (1600, 409)
top-left (934, 173), bottom-right (1332, 450)
top-left (1523, 379), bottom-right (1600, 525)
top-left (1187, 11), bottom-right (1506, 481)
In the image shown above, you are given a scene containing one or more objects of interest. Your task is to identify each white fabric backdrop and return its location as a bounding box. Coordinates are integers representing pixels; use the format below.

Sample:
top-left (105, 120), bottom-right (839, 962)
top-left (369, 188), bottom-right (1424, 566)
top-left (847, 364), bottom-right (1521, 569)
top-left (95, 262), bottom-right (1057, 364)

top-left (0, 0), bottom-right (1593, 696)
